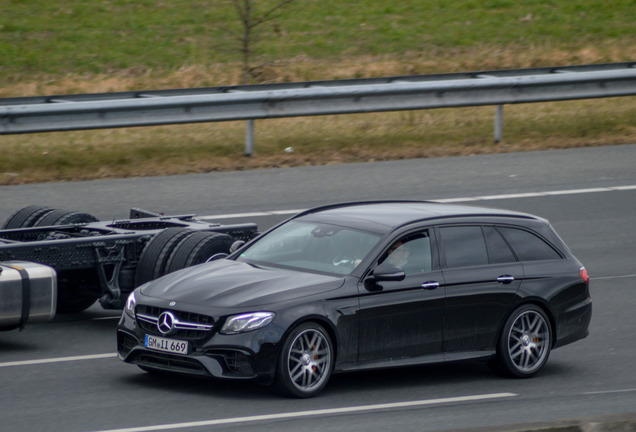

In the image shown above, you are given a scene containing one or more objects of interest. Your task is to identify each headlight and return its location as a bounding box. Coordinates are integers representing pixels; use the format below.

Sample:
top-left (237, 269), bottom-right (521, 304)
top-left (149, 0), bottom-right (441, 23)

top-left (220, 312), bottom-right (275, 335)
top-left (124, 291), bottom-right (137, 318)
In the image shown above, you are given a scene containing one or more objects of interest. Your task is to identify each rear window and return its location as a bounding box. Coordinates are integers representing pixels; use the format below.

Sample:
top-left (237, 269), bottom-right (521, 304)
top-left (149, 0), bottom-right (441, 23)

top-left (483, 226), bottom-right (517, 264)
top-left (440, 226), bottom-right (488, 268)
top-left (498, 227), bottom-right (562, 261)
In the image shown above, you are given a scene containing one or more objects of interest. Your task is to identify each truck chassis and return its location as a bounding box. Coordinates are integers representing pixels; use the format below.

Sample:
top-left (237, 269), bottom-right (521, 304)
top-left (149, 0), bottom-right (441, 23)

top-left (0, 206), bottom-right (258, 326)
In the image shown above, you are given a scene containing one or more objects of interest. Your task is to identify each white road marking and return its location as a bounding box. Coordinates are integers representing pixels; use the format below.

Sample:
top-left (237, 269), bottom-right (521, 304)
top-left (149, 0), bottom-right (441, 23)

top-left (199, 185), bottom-right (636, 219)
top-left (270, 209), bottom-right (306, 215)
top-left (0, 353), bottom-right (117, 368)
top-left (90, 393), bottom-right (517, 432)
top-left (436, 186), bottom-right (635, 203)
top-left (201, 209), bottom-right (299, 219)
top-left (583, 388), bottom-right (636, 395)
top-left (591, 274), bottom-right (636, 280)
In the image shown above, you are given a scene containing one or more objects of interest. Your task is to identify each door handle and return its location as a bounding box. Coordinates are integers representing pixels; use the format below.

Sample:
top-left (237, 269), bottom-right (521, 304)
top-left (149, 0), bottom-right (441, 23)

top-left (497, 275), bottom-right (515, 284)
top-left (421, 281), bottom-right (440, 290)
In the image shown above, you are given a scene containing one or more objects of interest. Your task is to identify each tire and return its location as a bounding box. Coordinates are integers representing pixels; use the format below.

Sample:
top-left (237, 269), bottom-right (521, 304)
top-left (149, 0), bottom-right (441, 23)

top-left (2, 206), bottom-right (55, 229)
top-left (57, 294), bottom-right (98, 314)
top-left (35, 209), bottom-right (98, 227)
top-left (493, 304), bottom-right (552, 378)
top-left (273, 322), bottom-right (334, 398)
top-left (56, 271), bottom-right (100, 313)
top-left (134, 228), bottom-right (194, 287)
top-left (165, 231), bottom-right (233, 274)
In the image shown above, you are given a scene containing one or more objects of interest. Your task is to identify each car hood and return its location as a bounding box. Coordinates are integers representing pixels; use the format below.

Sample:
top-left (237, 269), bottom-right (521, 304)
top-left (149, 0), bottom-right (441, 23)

top-left (140, 259), bottom-right (345, 308)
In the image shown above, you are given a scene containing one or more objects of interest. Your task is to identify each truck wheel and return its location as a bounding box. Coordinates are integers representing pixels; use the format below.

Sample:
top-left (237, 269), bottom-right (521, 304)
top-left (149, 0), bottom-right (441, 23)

top-left (56, 271), bottom-right (100, 313)
top-left (57, 294), bottom-right (98, 314)
top-left (35, 209), bottom-right (98, 226)
top-left (165, 231), bottom-right (233, 274)
top-left (2, 206), bottom-right (55, 229)
top-left (134, 228), bottom-right (194, 287)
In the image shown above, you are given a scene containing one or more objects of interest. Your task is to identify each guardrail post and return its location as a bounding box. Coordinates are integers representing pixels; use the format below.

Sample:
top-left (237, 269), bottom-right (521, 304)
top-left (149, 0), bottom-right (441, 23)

top-left (245, 119), bottom-right (255, 156)
top-left (494, 105), bottom-right (503, 143)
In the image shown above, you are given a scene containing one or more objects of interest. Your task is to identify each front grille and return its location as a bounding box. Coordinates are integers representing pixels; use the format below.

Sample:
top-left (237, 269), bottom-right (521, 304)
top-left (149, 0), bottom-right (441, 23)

top-left (136, 304), bottom-right (214, 340)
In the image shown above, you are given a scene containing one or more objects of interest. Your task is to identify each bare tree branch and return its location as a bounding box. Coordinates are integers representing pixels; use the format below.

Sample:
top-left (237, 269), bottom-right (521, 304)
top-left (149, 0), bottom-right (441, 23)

top-left (221, 0), bottom-right (296, 83)
top-left (251, 0), bottom-right (295, 27)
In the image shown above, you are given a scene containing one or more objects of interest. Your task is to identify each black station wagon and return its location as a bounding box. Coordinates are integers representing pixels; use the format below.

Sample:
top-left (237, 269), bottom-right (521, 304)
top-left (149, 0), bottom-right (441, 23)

top-left (117, 201), bottom-right (592, 397)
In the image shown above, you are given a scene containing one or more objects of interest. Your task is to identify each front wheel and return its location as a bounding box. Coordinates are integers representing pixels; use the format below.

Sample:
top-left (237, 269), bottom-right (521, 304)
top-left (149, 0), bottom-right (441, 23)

top-left (494, 304), bottom-right (552, 378)
top-left (273, 322), bottom-right (334, 398)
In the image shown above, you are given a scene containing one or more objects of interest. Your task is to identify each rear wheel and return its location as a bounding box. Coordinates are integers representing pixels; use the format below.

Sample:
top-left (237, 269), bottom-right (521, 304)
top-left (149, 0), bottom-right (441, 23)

top-left (34, 209), bottom-right (98, 226)
top-left (273, 322), bottom-right (334, 398)
top-left (2, 206), bottom-right (55, 229)
top-left (494, 304), bottom-right (552, 378)
top-left (2, 207), bottom-right (100, 313)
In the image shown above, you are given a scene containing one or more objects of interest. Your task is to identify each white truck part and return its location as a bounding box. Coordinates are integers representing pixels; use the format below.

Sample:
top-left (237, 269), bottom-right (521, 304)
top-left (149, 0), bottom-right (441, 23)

top-left (0, 261), bottom-right (57, 330)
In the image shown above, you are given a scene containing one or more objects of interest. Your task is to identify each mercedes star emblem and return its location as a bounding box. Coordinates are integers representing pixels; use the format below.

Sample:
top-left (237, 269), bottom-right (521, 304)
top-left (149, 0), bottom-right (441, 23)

top-left (157, 311), bottom-right (176, 335)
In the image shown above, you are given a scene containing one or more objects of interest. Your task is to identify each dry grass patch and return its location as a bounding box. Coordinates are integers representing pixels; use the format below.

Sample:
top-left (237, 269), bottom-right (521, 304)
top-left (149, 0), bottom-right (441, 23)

top-left (1, 95), bottom-right (634, 185)
top-left (2, 42), bottom-right (634, 97)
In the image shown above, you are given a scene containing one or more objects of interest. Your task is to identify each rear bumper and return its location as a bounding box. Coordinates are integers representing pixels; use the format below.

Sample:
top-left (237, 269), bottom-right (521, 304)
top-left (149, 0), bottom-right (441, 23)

top-left (554, 297), bottom-right (592, 349)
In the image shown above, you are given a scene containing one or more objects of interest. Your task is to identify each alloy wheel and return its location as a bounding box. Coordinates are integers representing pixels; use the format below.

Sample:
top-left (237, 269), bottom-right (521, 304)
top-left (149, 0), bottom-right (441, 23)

top-left (506, 308), bottom-right (550, 374)
top-left (287, 328), bottom-right (332, 392)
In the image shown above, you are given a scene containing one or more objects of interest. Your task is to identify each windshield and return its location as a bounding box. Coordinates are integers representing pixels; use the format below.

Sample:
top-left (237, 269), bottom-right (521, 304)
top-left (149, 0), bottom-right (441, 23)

top-left (237, 220), bottom-right (382, 275)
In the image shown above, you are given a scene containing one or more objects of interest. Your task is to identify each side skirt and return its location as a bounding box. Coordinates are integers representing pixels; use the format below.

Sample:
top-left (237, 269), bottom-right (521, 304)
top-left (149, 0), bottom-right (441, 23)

top-left (335, 350), bottom-right (495, 373)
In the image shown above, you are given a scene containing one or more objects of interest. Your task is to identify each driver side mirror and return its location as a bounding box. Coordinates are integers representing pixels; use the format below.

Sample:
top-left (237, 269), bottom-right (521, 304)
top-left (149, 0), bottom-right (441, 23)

top-left (364, 263), bottom-right (405, 291)
top-left (373, 263), bottom-right (406, 281)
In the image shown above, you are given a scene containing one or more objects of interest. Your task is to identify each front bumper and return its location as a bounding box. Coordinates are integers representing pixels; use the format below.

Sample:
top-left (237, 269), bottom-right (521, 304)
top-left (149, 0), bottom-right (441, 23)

top-left (117, 312), bottom-right (281, 384)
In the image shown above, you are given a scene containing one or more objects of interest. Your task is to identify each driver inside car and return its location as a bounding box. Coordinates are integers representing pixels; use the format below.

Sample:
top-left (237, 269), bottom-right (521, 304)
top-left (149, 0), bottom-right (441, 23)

top-left (386, 241), bottom-right (410, 268)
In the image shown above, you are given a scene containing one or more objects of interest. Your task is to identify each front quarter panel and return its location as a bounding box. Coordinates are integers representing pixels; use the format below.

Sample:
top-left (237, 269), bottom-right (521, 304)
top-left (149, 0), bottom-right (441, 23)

top-left (269, 278), bottom-right (361, 368)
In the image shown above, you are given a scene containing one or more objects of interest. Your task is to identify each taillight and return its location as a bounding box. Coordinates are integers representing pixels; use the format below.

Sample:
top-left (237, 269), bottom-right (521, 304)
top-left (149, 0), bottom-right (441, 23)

top-left (579, 267), bottom-right (590, 284)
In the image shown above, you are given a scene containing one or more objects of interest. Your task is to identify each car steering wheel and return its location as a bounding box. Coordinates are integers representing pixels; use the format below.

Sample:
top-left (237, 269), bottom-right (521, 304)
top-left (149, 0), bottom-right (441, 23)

top-left (332, 254), bottom-right (359, 267)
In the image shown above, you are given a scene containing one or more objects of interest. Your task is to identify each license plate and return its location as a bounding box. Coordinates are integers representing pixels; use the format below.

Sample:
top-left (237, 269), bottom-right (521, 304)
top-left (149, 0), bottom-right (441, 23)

top-left (145, 334), bottom-right (189, 355)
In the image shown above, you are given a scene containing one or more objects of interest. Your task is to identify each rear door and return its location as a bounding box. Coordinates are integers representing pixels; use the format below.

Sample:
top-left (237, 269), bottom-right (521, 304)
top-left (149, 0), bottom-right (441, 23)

top-left (438, 225), bottom-right (522, 357)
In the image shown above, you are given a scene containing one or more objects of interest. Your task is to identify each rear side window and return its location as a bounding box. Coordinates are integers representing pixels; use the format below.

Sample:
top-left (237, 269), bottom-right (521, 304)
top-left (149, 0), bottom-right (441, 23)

top-left (483, 226), bottom-right (517, 264)
top-left (440, 226), bottom-right (488, 268)
top-left (498, 227), bottom-right (562, 261)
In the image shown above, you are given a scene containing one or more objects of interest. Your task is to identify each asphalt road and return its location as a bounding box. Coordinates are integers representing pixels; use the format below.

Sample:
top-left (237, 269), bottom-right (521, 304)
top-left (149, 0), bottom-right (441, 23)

top-left (0, 145), bottom-right (635, 432)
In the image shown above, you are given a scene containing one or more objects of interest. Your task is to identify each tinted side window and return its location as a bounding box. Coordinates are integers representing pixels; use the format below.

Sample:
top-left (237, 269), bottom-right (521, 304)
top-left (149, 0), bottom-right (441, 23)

top-left (440, 226), bottom-right (488, 268)
top-left (483, 226), bottom-right (517, 264)
top-left (381, 232), bottom-right (432, 275)
top-left (498, 227), bottom-right (562, 261)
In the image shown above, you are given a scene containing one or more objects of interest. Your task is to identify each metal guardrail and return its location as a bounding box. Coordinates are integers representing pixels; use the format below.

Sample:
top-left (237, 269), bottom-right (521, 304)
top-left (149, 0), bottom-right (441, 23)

top-left (1, 62), bottom-right (635, 153)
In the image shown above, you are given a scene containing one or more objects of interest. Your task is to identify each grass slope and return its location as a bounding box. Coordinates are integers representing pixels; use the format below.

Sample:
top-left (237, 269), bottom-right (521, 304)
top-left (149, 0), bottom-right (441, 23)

top-left (0, 0), bottom-right (634, 184)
